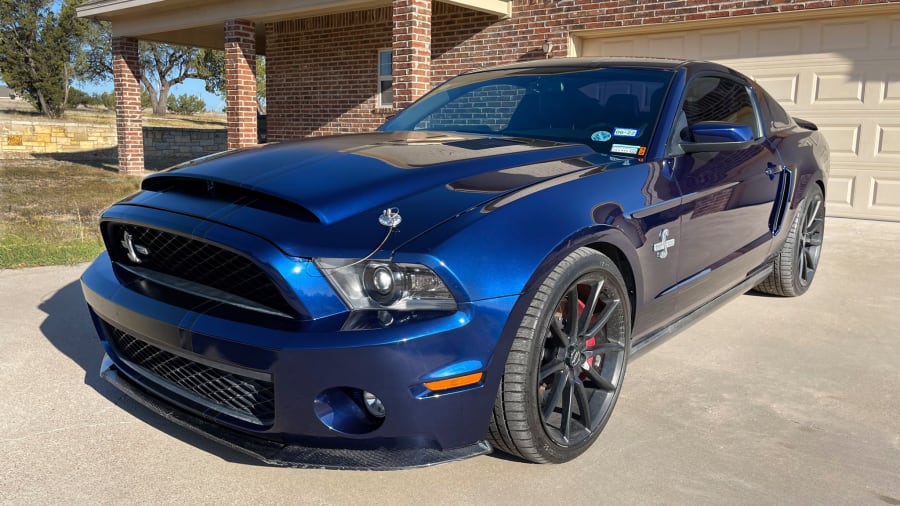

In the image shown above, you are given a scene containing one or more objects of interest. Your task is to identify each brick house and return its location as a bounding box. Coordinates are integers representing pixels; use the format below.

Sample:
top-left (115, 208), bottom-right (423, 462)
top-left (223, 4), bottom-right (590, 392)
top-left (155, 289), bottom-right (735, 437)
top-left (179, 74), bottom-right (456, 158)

top-left (77, 0), bottom-right (900, 221)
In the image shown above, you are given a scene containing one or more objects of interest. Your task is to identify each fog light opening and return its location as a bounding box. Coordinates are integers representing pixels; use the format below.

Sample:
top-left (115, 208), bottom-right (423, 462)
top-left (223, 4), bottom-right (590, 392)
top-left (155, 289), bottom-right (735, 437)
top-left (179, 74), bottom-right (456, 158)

top-left (362, 391), bottom-right (386, 418)
top-left (314, 387), bottom-right (385, 434)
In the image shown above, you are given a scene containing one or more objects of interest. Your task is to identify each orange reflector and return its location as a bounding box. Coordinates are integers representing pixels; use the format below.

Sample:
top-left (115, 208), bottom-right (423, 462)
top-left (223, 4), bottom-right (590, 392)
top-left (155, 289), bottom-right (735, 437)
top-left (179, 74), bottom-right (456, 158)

top-left (423, 372), bottom-right (483, 391)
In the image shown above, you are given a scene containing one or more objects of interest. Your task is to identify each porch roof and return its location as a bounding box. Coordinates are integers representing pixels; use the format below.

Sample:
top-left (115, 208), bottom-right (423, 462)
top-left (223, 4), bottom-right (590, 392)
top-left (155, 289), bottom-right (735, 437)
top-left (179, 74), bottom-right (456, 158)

top-left (76, 0), bottom-right (511, 53)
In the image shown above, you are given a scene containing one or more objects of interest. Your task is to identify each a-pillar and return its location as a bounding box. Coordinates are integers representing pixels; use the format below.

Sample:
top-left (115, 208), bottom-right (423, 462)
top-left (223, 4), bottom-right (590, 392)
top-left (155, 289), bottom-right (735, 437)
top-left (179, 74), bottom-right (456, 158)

top-left (225, 19), bottom-right (257, 149)
top-left (392, 0), bottom-right (431, 110)
top-left (112, 36), bottom-right (144, 174)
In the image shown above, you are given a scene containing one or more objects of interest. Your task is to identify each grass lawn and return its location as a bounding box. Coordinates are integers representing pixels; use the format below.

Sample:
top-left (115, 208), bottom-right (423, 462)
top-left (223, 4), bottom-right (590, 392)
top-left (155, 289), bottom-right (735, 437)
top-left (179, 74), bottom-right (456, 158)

top-left (1, 101), bottom-right (226, 129)
top-left (0, 161), bottom-right (142, 269)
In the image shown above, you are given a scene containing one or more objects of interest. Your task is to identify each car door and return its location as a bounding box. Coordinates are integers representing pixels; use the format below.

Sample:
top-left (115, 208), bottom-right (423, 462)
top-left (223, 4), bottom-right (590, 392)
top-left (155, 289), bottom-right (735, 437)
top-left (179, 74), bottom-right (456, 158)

top-left (668, 74), bottom-right (782, 311)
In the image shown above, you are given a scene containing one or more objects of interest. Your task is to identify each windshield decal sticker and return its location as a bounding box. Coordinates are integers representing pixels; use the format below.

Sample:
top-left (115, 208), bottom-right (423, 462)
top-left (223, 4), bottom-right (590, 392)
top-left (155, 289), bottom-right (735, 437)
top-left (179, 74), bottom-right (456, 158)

top-left (591, 131), bottom-right (612, 142)
top-left (613, 127), bottom-right (640, 138)
top-left (610, 144), bottom-right (641, 155)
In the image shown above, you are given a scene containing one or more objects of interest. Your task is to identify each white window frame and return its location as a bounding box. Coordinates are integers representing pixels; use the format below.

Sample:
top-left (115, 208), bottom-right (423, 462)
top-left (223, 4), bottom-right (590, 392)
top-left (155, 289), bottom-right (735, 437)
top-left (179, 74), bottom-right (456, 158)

top-left (377, 49), bottom-right (393, 108)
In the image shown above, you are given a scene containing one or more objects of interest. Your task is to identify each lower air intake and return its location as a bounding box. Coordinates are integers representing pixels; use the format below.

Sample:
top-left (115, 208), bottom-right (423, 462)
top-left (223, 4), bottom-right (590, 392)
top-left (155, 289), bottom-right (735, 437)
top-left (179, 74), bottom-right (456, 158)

top-left (106, 324), bottom-right (275, 426)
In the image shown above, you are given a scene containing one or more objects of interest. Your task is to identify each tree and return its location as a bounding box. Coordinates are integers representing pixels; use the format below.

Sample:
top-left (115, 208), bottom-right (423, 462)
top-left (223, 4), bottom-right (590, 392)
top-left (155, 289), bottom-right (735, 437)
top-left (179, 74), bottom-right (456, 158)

top-left (0, 0), bottom-right (86, 118)
top-left (196, 49), bottom-right (266, 113)
top-left (81, 21), bottom-right (205, 116)
top-left (139, 43), bottom-right (204, 115)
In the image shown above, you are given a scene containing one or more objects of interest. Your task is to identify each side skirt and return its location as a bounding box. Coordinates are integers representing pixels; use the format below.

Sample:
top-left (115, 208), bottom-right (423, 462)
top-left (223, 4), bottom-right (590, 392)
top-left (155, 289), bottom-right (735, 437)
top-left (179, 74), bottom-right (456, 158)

top-left (631, 264), bottom-right (774, 358)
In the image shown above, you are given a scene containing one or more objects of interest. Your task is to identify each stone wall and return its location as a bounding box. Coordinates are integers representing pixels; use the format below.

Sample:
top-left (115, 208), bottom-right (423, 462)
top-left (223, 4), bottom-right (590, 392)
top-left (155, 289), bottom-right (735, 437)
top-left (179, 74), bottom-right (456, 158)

top-left (0, 119), bottom-right (226, 162)
top-left (143, 127), bottom-right (227, 160)
top-left (0, 120), bottom-right (117, 159)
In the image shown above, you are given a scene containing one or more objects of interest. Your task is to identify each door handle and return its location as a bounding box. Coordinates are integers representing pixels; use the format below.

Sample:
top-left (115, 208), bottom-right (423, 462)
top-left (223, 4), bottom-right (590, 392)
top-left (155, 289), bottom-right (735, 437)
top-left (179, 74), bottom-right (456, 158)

top-left (765, 163), bottom-right (784, 179)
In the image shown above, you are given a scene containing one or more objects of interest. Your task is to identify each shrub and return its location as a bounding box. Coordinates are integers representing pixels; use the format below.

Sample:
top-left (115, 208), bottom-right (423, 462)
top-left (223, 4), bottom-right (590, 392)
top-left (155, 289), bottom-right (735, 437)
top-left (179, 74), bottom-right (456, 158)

top-left (167, 93), bottom-right (206, 115)
top-left (66, 88), bottom-right (91, 109)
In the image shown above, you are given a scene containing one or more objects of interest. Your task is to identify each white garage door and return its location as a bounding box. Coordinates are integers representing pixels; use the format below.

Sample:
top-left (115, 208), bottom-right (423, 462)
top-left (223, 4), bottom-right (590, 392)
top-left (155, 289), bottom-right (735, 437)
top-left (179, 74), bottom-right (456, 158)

top-left (579, 11), bottom-right (900, 221)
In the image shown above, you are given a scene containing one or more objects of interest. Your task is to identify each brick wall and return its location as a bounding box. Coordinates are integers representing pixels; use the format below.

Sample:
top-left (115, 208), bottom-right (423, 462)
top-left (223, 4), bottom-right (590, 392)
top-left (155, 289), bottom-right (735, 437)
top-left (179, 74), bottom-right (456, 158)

top-left (0, 120), bottom-right (226, 162)
top-left (392, 0), bottom-right (432, 109)
top-left (225, 19), bottom-right (258, 149)
top-left (264, 0), bottom-right (900, 141)
top-left (112, 36), bottom-right (144, 174)
top-left (266, 10), bottom-right (395, 141)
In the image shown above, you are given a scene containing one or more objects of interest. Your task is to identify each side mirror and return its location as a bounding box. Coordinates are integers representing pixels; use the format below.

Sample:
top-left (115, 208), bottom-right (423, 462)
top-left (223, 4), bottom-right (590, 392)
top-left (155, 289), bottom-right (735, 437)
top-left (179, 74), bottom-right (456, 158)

top-left (680, 122), bottom-right (756, 153)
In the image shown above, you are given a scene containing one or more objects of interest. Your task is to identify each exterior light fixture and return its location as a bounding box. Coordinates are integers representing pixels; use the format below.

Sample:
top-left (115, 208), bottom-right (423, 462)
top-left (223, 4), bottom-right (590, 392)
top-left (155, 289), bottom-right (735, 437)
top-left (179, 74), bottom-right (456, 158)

top-left (541, 39), bottom-right (553, 58)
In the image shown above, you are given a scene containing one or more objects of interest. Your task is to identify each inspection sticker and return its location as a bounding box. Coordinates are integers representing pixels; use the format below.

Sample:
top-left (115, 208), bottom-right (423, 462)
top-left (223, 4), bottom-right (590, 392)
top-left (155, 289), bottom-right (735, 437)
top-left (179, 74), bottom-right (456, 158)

top-left (591, 130), bottom-right (612, 142)
top-left (613, 127), bottom-right (640, 138)
top-left (610, 144), bottom-right (641, 155)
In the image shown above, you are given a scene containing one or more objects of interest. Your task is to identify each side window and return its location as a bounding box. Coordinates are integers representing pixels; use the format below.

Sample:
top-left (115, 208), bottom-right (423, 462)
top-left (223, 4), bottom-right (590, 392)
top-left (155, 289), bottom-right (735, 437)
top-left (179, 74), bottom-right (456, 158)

top-left (680, 76), bottom-right (758, 137)
top-left (377, 49), bottom-right (393, 108)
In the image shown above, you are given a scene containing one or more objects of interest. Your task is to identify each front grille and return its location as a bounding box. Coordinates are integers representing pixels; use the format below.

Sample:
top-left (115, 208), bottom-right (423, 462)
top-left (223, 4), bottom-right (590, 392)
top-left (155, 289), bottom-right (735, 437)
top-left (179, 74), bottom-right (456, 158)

top-left (106, 325), bottom-right (275, 425)
top-left (105, 223), bottom-right (295, 317)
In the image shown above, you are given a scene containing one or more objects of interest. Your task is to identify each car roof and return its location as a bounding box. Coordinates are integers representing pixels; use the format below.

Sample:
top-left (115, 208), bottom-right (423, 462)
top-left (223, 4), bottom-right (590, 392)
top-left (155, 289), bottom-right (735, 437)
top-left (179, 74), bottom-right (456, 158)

top-left (467, 57), bottom-right (703, 74)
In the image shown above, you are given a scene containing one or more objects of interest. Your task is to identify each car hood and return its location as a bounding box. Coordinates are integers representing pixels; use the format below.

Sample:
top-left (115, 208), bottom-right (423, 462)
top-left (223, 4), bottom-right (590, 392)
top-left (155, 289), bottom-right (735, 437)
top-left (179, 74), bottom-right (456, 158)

top-left (130, 132), bottom-right (603, 257)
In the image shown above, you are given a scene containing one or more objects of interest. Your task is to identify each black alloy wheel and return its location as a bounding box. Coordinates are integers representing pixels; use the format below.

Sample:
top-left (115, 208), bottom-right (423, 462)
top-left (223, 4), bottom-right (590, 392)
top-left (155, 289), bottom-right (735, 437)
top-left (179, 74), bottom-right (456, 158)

top-left (756, 185), bottom-right (825, 297)
top-left (489, 248), bottom-right (631, 463)
top-left (796, 188), bottom-right (825, 288)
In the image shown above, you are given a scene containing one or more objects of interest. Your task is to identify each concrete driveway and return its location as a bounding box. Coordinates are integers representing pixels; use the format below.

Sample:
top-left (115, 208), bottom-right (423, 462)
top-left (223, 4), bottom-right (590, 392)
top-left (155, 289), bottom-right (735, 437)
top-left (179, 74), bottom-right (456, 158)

top-left (1, 218), bottom-right (898, 505)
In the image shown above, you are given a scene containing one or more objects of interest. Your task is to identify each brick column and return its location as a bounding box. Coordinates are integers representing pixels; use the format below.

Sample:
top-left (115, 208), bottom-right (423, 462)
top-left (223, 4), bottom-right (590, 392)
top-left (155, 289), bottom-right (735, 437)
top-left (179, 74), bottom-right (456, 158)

top-left (225, 19), bottom-right (257, 149)
top-left (112, 36), bottom-right (144, 174)
top-left (392, 0), bottom-right (431, 110)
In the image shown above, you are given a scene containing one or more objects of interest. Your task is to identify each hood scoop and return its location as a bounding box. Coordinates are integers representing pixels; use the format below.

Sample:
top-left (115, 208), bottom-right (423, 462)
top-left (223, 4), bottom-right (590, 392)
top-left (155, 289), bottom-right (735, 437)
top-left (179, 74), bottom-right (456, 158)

top-left (142, 176), bottom-right (320, 223)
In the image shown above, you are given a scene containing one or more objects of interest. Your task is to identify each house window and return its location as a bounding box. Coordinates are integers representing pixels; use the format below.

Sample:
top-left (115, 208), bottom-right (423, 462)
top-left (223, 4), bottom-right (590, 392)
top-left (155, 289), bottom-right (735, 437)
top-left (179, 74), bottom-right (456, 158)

top-left (378, 49), bottom-right (393, 108)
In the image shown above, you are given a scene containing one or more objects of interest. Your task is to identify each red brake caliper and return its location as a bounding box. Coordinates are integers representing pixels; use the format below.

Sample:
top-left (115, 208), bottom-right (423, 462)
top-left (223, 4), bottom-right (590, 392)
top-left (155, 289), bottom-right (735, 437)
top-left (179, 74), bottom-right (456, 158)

top-left (578, 299), bottom-right (596, 369)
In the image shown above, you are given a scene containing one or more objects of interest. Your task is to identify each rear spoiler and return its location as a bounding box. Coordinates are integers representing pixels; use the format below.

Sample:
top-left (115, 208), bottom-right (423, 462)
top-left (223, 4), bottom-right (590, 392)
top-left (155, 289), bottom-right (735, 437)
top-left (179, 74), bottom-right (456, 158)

top-left (793, 117), bottom-right (818, 131)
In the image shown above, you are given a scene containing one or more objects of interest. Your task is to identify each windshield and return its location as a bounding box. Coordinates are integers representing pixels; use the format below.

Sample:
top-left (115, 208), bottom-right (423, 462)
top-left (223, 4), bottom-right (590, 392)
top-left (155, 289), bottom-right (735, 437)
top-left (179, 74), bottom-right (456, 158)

top-left (380, 66), bottom-right (674, 157)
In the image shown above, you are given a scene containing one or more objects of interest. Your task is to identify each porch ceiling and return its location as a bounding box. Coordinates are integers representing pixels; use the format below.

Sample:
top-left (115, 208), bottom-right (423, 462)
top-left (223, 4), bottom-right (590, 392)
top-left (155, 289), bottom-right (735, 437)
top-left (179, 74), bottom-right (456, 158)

top-left (76, 0), bottom-right (511, 52)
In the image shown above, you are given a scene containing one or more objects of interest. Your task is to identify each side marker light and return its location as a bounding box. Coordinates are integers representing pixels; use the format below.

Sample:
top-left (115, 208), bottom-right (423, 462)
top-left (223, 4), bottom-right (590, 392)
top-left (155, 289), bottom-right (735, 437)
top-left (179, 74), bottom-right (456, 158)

top-left (423, 372), bottom-right (484, 392)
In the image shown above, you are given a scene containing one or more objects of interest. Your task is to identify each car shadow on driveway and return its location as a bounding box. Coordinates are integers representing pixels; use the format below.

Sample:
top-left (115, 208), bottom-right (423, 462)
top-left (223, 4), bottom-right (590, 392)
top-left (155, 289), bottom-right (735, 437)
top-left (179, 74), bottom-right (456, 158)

top-left (38, 279), bottom-right (264, 467)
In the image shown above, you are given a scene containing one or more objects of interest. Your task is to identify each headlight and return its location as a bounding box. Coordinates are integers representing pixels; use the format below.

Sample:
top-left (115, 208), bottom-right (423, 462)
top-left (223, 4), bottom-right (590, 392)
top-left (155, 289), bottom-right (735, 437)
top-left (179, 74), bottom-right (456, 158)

top-left (316, 259), bottom-right (457, 311)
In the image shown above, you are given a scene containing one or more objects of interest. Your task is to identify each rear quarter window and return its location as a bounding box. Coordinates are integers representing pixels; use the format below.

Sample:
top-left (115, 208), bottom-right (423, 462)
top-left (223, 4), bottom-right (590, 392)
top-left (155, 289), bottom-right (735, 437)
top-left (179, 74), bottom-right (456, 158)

top-left (760, 87), bottom-right (794, 131)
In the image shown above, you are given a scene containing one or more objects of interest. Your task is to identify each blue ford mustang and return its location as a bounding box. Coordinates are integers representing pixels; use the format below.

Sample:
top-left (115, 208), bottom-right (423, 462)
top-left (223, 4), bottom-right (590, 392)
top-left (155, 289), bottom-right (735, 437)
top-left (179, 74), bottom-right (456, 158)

top-left (81, 58), bottom-right (829, 468)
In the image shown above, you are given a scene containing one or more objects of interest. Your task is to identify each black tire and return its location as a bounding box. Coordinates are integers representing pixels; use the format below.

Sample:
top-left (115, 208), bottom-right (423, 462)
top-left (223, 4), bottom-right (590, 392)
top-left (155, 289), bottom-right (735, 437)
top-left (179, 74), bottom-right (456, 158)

top-left (488, 248), bottom-right (631, 463)
top-left (756, 185), bottom-right (825, 297)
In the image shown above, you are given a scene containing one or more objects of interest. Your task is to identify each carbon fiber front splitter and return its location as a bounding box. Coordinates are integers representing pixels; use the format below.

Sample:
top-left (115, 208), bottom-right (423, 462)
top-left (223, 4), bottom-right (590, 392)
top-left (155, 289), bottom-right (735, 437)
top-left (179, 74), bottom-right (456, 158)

top-left (100, 355), bottom-right (492, 470)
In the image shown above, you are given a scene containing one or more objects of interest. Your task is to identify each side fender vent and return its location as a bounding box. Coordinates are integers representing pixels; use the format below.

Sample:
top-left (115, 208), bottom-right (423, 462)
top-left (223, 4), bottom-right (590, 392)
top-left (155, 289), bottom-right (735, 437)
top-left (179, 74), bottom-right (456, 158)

top-left (792, 117), bottom-right (818, 131)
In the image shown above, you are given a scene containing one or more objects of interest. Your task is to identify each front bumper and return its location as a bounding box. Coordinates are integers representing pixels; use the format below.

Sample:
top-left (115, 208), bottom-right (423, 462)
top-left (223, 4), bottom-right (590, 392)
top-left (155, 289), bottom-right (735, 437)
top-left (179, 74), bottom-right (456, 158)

top-left (82, 254), bottom-right (517, 469)
top-left (100, 355), bottom-right (491, 469)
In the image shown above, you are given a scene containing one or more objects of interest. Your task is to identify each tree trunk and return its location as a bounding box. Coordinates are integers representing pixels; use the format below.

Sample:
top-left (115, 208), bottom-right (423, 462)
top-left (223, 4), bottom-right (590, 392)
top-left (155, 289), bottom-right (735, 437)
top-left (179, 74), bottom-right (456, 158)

top-left (141, 78), bottom-right (168, 116)
top-left (25, 48), bottom-right (54, 118)
top-left (36, 89), bottom-right (54, 119)
top-left (155, 84), bottom-right (170, 116)
top-left (143, 79), bottom-right (159, 115)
